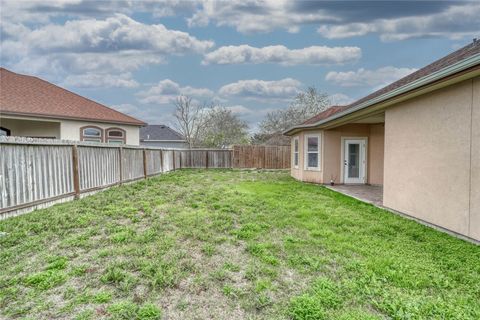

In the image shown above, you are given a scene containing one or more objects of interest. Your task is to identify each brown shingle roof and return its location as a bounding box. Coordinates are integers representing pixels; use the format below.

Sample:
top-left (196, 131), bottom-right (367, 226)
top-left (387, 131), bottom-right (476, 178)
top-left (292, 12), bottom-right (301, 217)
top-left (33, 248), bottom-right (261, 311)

top-left (0, 68), bottom-right (146, 126)
top-left (302, 105), bottom-right (349, 125)
top-left (301, 39), bottom-right (480, 127)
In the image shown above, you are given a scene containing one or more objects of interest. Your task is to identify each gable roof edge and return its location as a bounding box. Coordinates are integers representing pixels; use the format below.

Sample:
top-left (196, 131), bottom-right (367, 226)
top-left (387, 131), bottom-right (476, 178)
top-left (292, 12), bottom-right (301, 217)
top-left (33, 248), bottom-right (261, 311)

top-left (284, 52), bottom-right (480, 135)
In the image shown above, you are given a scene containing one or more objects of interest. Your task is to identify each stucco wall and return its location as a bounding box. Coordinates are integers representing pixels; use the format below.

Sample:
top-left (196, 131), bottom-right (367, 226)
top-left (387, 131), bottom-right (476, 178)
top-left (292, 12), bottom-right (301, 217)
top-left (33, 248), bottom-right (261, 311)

top-left (60, 120), bottom-right (140, 145)
top-left (368, 124), bottom-right (385, 185)
top-left (384, 78), bottom-right (478, 241)
top-left (470, 77), bottom-right (480, 240)
top-left (1, 115), bottom-right (141, 145)
top-left (0, 117), bottom-right (61, 138)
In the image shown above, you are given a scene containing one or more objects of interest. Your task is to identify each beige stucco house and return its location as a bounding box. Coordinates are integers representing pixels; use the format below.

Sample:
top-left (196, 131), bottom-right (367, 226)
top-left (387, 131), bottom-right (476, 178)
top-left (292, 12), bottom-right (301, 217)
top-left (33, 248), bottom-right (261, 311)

top-left (284, 40), bottom-right (480, 242)
top-left (0, 68), bottom-right (145, 145)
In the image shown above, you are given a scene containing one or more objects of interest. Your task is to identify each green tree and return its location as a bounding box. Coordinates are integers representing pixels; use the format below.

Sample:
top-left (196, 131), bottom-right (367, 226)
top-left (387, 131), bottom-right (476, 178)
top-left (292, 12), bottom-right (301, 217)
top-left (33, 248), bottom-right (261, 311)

top-left (199, 106), bottom-right (250, 148)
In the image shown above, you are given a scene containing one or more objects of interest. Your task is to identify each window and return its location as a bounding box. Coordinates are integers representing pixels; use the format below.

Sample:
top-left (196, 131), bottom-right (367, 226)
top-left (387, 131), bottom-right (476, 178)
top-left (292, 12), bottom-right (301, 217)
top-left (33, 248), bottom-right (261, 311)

top-left (106, 128), bottom-right (126, 144)
top-left (293, 137), bottom-right (299, 168)
top-left (304, 134), bottom-right (320, 170)
top-left (80, 126), bottom-right (103, 142)
top-left (0, 127), bottom-right (11, 136)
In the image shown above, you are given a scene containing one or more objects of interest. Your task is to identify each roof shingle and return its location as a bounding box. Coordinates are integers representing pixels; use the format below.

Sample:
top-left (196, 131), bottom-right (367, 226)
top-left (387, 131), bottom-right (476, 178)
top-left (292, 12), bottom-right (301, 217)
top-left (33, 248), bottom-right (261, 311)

top-left (0, 68), bottom-right (145, 126)
top-left (140, 125), bottom-right (185, 141)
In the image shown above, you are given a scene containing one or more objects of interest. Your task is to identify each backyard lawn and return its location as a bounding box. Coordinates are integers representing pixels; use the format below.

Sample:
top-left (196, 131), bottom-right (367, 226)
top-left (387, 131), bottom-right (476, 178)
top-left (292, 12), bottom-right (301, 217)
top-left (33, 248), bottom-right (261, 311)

top-left (1, 170), bottom-right (479, 320)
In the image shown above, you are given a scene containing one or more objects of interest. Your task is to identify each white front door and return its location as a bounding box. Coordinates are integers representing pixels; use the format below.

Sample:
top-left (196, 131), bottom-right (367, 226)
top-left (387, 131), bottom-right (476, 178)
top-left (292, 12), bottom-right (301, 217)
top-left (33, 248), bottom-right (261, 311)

top-left (344, 139), bottom-right (366, 184)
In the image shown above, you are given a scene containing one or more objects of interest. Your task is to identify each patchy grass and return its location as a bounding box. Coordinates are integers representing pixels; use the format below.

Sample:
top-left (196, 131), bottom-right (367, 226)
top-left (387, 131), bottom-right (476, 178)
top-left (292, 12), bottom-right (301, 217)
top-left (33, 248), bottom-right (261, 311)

top-left (0, 169), bottom-right (479, 319)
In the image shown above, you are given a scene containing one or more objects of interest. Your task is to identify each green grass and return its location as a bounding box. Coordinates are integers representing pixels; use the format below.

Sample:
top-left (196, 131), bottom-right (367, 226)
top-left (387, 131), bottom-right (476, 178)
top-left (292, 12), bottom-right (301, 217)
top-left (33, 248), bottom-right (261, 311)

top-left (1, 170), bottom-right (479, 319)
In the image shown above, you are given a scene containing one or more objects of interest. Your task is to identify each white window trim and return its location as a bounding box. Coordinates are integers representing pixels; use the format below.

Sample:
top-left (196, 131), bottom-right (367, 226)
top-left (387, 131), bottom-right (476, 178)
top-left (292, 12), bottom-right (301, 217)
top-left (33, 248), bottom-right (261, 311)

top-left (304, 134), bottom-right (321, 171)
top-left (340, 137), bottom-right (368, 184)
top-left (293, 137), bottom-right (299, 169)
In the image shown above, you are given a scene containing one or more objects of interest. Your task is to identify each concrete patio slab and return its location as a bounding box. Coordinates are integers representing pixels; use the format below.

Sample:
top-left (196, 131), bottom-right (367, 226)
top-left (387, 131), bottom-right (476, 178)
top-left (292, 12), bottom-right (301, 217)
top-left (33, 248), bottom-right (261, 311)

top-left (326, 184), bottom-right (383, 207)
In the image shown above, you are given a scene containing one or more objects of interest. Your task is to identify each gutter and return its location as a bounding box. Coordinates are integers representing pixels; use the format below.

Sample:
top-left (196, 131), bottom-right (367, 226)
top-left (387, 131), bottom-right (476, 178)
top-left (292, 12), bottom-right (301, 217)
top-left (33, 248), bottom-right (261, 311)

top-left (283, 52), bottom-right (480, 135)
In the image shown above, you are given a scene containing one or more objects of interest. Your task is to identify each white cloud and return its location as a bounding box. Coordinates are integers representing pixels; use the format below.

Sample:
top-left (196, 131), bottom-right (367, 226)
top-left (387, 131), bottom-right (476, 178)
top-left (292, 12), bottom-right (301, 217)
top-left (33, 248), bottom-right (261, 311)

top-left (325, 67), bottom-right (417, 88)
top-left (137, 79), bottom-right (214, 105)
top-left (112, 103), bottom-right (178, 128)
top-left (317, 4), bottom-right (480, 41)
top-left (1, 14), bottom-right (214, 88)
top-left (15, 14), bottom-right (213, 55)
top-left (184, 0), bottom-right (479, 42)
top-left (0, 0), bottom-right (201, 24)
top-left (187, 0), bottom-right (333, 34)
top-left (202, 45), bottom-right (361, 66)
top-left (329, 93), bottom-right (354, 106)
top-left (219, 78), bottom-right (302, 101)
top-left (113, 103), bottom-right (142, 116)
top-left (63, 73), bottom-right (139, 88)
top-left (2, 0), bottom-right (478, 42)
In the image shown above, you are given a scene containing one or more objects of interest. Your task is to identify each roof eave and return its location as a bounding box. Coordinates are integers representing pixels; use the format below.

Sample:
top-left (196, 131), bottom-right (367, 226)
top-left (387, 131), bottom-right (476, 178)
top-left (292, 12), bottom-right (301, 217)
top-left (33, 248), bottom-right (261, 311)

top-left (0, 110), bottom-right (147, 126)
top-left (283, 53), bottom-right (480, 136)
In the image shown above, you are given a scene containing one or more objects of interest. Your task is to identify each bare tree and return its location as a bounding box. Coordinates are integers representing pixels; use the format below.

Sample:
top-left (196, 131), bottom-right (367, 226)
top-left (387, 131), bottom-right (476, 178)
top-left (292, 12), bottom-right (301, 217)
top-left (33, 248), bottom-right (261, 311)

top-left (256, 87), bottom-right (330, 145)
top-left (173, 95), bottom-right (204, 148)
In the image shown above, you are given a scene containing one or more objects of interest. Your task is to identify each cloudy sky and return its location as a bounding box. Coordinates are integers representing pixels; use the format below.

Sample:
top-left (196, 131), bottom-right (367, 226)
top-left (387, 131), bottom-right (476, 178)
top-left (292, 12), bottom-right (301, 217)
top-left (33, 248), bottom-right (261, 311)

top-left (1, 1), bottom-right (479, 130)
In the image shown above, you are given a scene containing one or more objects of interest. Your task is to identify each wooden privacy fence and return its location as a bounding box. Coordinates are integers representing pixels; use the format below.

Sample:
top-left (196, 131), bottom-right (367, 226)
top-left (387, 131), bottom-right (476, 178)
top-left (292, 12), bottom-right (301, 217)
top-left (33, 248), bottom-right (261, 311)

top-left (0, 137), bottom-right (231, 219)
top-left (0, 138), bottom-right (291, 219)
top-left (233, 145), bottom-right (291, 169)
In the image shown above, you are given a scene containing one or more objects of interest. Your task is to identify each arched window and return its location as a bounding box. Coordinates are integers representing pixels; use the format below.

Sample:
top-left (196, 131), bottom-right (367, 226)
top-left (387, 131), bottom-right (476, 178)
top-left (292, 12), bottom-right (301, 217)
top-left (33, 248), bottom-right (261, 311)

top-left (80, 126), bottom-right (103, 142)
top-left (0, 127), bottom-right (11, 136)
top-left (105, 128), bottom-right (126, 144)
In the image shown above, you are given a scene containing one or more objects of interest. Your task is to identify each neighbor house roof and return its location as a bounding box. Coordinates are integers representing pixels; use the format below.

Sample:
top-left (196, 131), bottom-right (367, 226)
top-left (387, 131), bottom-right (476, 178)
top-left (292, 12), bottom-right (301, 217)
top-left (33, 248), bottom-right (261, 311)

top-left (140, 125), bottom-right (185, 141)
top-left (286, 39), bottom-right (480, 134)
top-left (0, 68), bottom-right (146, 126)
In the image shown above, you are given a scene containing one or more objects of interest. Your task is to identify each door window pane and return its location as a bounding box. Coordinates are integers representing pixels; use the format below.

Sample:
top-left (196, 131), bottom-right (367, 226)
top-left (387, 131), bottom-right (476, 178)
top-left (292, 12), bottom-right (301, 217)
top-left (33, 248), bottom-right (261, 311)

top-left (348, 143), bottom-right (360, 178)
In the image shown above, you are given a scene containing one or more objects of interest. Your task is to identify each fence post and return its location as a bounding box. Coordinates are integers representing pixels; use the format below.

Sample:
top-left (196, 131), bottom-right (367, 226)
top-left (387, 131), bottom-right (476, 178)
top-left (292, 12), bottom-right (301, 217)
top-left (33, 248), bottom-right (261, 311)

top-left (172, 150), bottom-right (176, 171)
top-left (143, 149), bottom-right (147, 178)
top-left (160, 149), bottom-right (164, 173)
top-left (119, 147), bottom-right (123, 184)
top-left (232, 146), bottom-right (237, 168)
top-left (179, 152), bottom-right (182, 169)
top-left (72, 145), bottom-right (80, 199)
top-left (205, 150), bottom-right (209, 169)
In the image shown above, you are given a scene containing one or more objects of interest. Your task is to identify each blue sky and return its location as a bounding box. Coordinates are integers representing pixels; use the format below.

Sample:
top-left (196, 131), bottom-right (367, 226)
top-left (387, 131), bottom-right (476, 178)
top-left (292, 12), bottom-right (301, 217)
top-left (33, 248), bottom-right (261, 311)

top-left (1, 1), bottom-right (479, 130)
